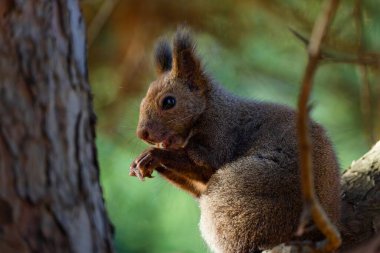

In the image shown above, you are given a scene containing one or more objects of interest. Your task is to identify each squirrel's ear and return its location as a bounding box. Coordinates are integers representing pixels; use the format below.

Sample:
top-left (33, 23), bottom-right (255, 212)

top-left (172, 29), bottom-right (202, 80)
top-left (154, 39), bottom-right (172, 75)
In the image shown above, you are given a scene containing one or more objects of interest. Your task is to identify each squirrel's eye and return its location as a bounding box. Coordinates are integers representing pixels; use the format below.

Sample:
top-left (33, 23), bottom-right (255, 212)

top-left (161, 96), bottom-right (176, 110)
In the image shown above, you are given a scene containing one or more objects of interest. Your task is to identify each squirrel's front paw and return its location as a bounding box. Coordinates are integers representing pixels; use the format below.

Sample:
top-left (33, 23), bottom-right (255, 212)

top-left (129, 148), bottom-right (161, 181)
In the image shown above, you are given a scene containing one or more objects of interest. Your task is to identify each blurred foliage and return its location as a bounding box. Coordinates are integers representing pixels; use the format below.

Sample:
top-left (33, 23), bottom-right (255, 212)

top-left (81, 0), bottom-right (380, 252)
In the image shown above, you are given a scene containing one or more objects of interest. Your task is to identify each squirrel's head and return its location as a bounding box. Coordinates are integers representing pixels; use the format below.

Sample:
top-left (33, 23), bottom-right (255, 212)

top-left (137, 29), bottom-right (209, 150)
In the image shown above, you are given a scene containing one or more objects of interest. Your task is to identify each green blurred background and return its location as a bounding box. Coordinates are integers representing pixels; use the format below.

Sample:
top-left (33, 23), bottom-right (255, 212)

top-left (81, 1), bottom-right (380, 252)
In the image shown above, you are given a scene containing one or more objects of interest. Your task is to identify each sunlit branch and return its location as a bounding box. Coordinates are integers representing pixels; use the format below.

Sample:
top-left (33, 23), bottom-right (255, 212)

top-left (296, 0), bottom-right (342, 252)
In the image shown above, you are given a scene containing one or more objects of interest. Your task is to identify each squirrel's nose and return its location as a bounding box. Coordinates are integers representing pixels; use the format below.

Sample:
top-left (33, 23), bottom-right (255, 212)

top-left (137, 128), bottom-right (149, 141)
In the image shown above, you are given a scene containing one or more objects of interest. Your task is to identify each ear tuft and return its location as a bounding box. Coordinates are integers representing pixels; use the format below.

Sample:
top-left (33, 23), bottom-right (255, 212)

top-left (173, 28), bottom-right (194, 58)
top-left (154, 39), bottom-right (172, 75)
top-left (172, 28), bottom-right (200, 78)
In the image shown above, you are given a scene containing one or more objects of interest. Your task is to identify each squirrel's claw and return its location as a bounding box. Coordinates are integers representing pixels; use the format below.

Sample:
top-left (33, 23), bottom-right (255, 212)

top-left (129, 165), bottom-right (145, 181)
top-left (130, 149), bottom-right (158, 181)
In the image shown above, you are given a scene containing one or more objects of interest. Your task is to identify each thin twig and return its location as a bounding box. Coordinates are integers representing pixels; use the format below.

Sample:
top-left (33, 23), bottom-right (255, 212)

top-left (296, 0), bottom-right (342, 252)
top-left (358, 66), bottom-right (375, 144)
top-left (354, 0), bottom-right (376, 146)
top-left (322, 53), bottom-right (379, 66)
top-left (289, 28), bottom-right (380, 66)
top-left (87, 0), bottom-right (119, 48)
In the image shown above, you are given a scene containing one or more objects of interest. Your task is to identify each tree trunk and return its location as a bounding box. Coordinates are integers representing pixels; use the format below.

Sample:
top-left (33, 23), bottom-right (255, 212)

top-left (0, 1), bottom-right (114, 253)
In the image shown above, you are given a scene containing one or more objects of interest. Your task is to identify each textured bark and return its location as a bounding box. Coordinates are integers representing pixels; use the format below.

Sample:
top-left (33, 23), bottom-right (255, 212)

top-left (0, 1), bottom-right (114, 253)
top-left (266, 141), bottom-right (380, 253)
top-left (340, 141), bottom-right (380, 251)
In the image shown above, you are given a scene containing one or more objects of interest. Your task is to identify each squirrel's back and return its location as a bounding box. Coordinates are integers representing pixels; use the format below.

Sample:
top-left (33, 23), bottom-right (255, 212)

top-left (198, 98), bottom-right (341, 253)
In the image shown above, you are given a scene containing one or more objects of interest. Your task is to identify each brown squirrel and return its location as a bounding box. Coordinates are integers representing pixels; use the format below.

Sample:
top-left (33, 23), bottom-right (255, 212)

top-left (130, 29), bottom-right (341, 253)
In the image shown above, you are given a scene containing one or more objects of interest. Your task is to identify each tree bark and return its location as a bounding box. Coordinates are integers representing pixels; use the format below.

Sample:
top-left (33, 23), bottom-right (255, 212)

top-left (340, 141), bottom-right (380, 251)
top-left (0, 1), bottom-right (114, 253)
top-left (267, 141), bottom-right (380, 253)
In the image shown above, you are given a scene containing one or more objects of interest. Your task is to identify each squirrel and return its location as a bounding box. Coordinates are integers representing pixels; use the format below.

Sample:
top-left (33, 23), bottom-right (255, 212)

top-left (129, 28), bottom-right (341, 253)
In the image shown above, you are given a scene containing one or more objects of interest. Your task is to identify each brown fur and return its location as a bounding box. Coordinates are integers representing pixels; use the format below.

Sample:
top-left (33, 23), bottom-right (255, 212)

top-left (130, 29), bottom-right (341, 253)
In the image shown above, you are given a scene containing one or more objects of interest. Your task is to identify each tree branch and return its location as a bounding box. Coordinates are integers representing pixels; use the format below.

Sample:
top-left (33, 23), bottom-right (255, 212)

top-left (87, 0), bottom-right (119, 48)
top-left (289, 29), bottom-right (380, 67)
top-left (296, 0), bottom-right (341, 252)
top-left (340, 140), bottom-right (380, 251)
top-left (353, 0), bottom-right (376, 146)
